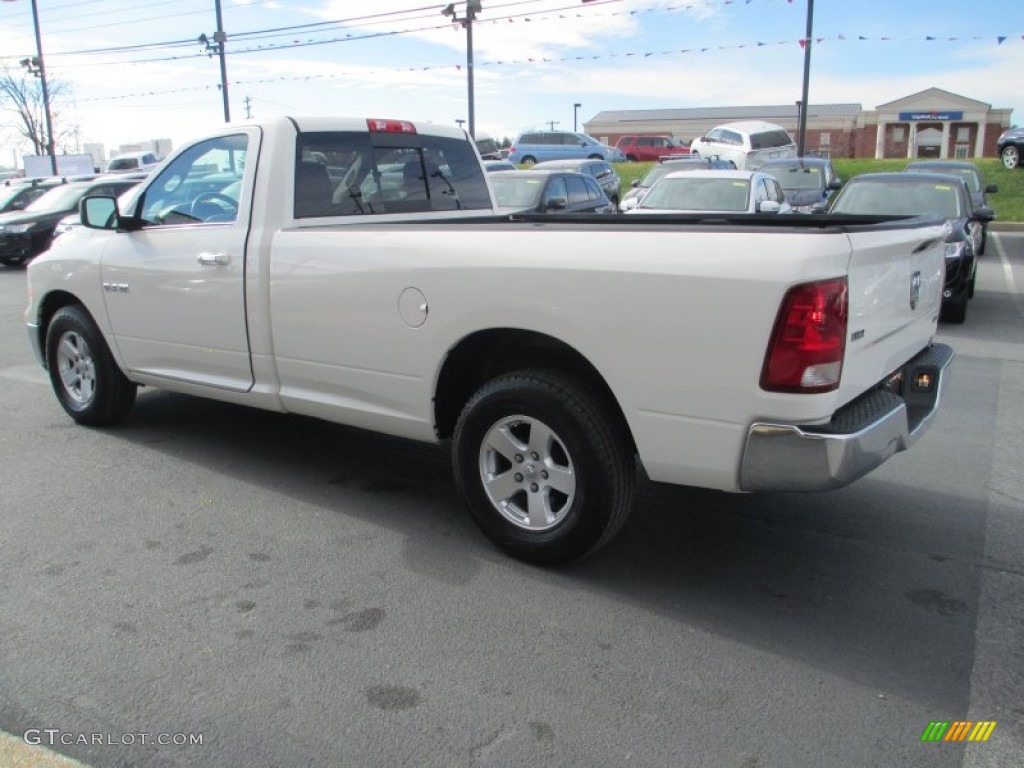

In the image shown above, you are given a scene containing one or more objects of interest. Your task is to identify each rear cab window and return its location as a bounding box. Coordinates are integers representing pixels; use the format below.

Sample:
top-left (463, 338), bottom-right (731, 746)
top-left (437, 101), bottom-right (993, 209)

top-left (295, 129), bottom-right (492, 218)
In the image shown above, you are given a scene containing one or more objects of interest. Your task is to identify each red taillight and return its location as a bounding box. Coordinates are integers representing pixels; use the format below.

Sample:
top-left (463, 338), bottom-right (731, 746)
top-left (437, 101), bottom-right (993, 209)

top-left (761, 278), bottom-right (848, 393)
top-left (366, 118), bottom-right (417, 134)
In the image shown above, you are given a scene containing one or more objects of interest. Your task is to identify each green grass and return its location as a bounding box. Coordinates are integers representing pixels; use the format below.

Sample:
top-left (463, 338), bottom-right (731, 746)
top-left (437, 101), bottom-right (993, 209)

top-left (612, 159), bottom-right (1024, 222)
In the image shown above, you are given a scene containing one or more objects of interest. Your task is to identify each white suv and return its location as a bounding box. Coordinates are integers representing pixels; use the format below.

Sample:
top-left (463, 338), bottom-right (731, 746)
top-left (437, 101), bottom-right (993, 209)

top-left (106, 151), bottom-right (161, 173)
top-left (689, 121), bottom-right (797, 170)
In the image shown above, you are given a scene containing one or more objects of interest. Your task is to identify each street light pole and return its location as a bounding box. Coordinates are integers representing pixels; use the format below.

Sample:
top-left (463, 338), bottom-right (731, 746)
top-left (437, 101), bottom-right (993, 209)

top-left (574, 103), bottom-right (581, 132)
top-left (797, 0), bottom-right (814, 156)
top-left (26, 0), bottom-right (57, 175)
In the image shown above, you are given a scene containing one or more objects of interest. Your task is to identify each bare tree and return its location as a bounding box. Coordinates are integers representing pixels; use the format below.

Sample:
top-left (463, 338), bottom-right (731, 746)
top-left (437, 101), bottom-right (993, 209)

top-left (0, 66), bottom-right (76, 156)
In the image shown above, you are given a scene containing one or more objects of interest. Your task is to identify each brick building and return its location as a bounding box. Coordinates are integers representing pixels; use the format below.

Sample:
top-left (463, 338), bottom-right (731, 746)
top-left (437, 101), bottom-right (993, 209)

top-left (584, 88), bottom-right (1012, 160)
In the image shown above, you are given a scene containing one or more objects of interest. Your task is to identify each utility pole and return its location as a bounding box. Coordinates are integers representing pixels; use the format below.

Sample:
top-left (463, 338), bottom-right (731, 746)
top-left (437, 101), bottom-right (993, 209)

top-left (23, 0), bottom-right (57, 175)
top-left (441, 1), bottom-right (481, 138)
top-left (199, 0), bottom-right (230, 122)
top-left (215, 0), bottom-right (230, 123)
top-left (546, 120), bottom-right (559, 131)
top-left (244, 96), bottom-right (253, 119)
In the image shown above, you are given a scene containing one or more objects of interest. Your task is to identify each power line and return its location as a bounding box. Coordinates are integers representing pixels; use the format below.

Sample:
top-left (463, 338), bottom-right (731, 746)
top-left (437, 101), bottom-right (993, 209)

top-left (39, 0), bottom-right (632, 69)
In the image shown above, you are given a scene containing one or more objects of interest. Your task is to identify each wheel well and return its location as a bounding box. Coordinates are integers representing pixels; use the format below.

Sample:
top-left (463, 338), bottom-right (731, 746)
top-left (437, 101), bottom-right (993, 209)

top-left (35, 291), bottom-right (83, 361)
top-left (434, 329), bottom-right (635, 450)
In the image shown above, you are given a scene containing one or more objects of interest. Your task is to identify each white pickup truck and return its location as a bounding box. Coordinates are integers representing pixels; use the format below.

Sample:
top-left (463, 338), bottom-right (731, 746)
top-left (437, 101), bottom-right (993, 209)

top-left (26, 116), bottom-right (953, 564)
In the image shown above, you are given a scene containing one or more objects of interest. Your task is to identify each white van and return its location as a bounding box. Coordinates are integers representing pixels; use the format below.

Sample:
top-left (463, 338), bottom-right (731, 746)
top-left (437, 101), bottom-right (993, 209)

top-left (689, 121), bottom-right (797, 170)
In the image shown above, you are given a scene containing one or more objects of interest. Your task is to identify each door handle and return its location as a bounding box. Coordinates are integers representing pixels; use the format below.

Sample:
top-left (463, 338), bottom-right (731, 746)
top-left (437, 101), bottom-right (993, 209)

top-left (197, 251), bottom-right (230, 266)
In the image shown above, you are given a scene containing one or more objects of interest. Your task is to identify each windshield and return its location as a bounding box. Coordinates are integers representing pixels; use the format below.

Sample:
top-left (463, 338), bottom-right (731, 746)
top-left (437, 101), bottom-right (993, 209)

top-left (24, 185), bottom-right (89, 213)
top-left (0, 184), bottom-right (39, 209)
top-left (475, 138), bottom-right (500, 156)
top-left (907, 166), bottom-right (980, 193)
top-left (490, 175), bottom-right (544, 209)
top-left (640, 177), bottom-right (750, 212)
top-left (763, 166), bottom-right (824, 191)
top-left (831, 180), bottom-right (963, 218)
top-left (108, 157), bottom-right (140, 170)
top-left (638, 165), bottom-right (678, 189)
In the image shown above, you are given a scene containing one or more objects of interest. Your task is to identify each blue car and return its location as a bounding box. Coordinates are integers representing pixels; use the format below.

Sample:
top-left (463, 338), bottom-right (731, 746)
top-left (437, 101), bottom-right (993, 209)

top-left (508, 130), bottom-right (625, 165)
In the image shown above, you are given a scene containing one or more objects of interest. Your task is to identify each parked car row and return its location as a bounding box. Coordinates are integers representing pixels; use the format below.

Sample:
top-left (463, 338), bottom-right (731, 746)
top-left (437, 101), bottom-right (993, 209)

top-left (0, 174), bottom-right (147, 267)
top-left (502, 120), bottom-right (799, 171)
top-left (4, 147), bottom-right (1001, 331)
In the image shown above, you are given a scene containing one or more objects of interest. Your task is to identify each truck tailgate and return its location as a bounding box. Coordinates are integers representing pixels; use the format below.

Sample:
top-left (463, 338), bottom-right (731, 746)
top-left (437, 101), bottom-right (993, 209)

top-left (839, 220), bottom-right (946, 403)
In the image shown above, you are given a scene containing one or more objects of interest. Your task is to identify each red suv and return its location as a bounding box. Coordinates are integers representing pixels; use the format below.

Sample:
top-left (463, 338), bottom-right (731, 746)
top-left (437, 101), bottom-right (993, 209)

top-left (615, 135), bottom-right (690, 162)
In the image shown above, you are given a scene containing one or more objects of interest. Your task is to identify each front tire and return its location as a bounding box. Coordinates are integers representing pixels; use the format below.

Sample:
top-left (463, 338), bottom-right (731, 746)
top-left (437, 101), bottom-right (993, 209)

top-left (46, 305), bottom-right (137, 425)
top-left (1001, 144), bottom-right (1020, 169)
top-left (453, 370), bottom-right (634, 565)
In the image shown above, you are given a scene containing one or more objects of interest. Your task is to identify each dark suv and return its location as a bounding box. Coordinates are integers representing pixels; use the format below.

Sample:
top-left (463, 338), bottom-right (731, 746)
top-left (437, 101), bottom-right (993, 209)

top-left (996, 126), bottom-right (1024, 169)
top-left (531, 159), bottom-right (621, 207)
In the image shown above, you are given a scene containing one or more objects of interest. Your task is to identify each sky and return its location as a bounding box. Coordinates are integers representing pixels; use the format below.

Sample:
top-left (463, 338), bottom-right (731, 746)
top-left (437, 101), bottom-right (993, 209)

top-left (1, 0), bottom-right (1023, 166)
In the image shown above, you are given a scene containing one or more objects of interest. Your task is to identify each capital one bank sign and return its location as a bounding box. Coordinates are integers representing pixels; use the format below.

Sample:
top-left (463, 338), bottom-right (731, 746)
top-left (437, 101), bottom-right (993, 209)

top-left (899, 111), bottom-right (965, 121)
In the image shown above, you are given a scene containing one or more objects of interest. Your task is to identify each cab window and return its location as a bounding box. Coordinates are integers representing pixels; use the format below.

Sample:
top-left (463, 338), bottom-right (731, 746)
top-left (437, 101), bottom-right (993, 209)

top-left (138, 134), bottom-right (247, 226)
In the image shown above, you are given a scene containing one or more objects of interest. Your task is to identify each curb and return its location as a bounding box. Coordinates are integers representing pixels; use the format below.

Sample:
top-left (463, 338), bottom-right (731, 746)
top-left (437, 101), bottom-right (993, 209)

top-left (0, 732), bottom-right (90, 768)
top-left (990, 222), bottom-right (1024, 232)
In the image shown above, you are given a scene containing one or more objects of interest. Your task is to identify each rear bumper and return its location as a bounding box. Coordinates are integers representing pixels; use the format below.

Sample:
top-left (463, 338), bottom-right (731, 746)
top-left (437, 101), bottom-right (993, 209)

top-left (739, 343), bottom-right (954, 491)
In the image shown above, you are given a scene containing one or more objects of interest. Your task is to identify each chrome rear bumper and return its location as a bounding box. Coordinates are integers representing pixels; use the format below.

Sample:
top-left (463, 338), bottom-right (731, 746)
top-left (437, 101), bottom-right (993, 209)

top-left (739, 343), bottom-right (954, 492)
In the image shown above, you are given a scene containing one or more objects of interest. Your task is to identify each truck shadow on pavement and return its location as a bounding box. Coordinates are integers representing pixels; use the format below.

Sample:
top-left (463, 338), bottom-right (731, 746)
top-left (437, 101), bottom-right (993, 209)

top-left (109, 387), bottom-right (988, 715)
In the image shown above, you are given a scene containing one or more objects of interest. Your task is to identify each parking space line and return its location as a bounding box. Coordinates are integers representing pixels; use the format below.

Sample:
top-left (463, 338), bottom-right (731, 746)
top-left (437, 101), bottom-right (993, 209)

top-left (993, 232), bottom-right (1022, 293)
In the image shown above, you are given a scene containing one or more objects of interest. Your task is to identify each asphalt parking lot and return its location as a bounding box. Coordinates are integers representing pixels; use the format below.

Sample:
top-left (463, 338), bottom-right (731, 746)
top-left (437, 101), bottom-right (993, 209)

top-left (1, 233), bottom-right (1022, 767)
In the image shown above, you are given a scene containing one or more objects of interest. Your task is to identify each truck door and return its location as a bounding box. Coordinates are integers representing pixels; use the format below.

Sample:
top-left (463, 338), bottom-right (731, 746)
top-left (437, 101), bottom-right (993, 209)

top-left (99, 130), bottom-right (257, 391)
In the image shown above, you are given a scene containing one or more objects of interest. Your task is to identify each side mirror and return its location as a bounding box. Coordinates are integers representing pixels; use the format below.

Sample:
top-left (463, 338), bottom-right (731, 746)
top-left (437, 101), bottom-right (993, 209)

top-left (973, 205), bottom-right (996, 223)
top-left (630, 179), bottom-right (640, 187)
top-left (828, 178), bottom-right (843, 190)
top-left (80, 196), bottom-right (119, 230)
top-left (545, 196), bottom-right (568, 211)
top-left (620, 197), bottom-right (638, 211)
top-left (810, 201), bottom-right (829, 214)
top-left (985, 183), bottom-right (998, 194)
top-left (758, 200), bottom-right (781, 214)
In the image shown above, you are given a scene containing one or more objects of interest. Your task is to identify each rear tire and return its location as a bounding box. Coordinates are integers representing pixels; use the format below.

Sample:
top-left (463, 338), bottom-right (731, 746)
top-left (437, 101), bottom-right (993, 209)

top-left (45, 305), bottom-right (137, 425)
top-left (452, 370), bottom-right (634, 565)
top-left (520, 155), bottom-right (537, 166)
